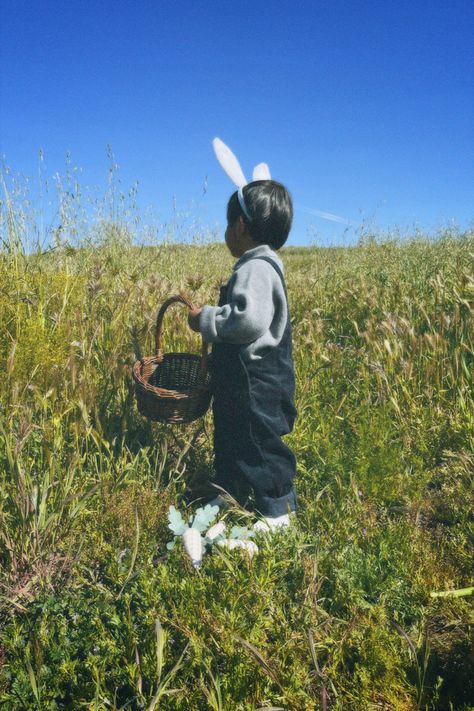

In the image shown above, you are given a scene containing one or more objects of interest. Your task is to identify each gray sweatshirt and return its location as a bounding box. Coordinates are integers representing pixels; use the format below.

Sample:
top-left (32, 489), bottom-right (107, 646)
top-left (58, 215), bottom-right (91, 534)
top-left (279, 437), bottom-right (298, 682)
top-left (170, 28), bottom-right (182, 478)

top-left (199, 244), bottom-right (288, 362)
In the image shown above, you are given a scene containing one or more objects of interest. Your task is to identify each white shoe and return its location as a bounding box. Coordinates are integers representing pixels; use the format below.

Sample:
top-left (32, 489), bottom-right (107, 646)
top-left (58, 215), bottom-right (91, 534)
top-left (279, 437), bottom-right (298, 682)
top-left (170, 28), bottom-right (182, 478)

top-left (253, 513), bottom-right (292, 533)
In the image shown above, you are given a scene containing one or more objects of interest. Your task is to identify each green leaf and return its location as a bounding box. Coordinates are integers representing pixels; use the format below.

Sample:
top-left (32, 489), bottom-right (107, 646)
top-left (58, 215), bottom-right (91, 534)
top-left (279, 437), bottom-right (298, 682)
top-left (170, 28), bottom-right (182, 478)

top-left (430, 586), bottom-right (473, 598)
top-left (168, 506), bottom-right (187, 536)
top-left (204, 533), bottom-right (225, 547)
top-left (229, 525), bottom-right (253, 540)
top-left (26, 657), bottom-right (40, 703)
top-left (191, 505), bottom-right (219, 533)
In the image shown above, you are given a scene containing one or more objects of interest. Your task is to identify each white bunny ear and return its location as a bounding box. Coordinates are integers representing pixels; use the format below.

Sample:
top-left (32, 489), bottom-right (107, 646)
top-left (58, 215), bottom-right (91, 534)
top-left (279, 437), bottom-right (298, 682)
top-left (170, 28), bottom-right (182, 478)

top-left (212, 137), bottom-right (248, 188)
top-left (252, 162), bottom-right (271, 181)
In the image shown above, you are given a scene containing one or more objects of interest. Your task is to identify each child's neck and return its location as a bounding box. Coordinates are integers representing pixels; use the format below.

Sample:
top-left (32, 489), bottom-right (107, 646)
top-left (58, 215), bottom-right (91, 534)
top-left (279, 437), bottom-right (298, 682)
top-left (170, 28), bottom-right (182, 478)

top-left (234, 234), bottom-right (259, 258)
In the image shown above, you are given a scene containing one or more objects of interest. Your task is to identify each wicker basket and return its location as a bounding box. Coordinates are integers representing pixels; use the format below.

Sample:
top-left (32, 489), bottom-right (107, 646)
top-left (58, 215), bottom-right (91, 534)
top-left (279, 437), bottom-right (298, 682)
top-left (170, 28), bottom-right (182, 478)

top-left (132, 295), bottom-right (212, 424)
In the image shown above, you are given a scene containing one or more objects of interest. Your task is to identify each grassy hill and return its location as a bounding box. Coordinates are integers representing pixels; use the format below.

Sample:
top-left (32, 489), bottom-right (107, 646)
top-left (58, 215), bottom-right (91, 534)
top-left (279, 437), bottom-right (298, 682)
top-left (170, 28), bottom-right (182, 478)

top-left (0, 229), bottom-right (473, 709)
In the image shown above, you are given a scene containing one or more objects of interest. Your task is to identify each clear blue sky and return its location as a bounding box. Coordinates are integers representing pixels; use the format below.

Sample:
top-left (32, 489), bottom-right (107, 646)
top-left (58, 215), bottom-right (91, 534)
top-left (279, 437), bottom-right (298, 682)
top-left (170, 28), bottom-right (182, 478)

top-left (1, 0), bottom-right (473, 245)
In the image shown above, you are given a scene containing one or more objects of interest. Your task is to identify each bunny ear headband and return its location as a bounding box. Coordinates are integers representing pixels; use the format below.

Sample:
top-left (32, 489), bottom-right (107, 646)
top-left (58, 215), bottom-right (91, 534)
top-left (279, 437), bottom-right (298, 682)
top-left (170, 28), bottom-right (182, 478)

top-left (212, 137), bottom-right (271, 221)
top-left (213, 137), bottom-right (351, 227)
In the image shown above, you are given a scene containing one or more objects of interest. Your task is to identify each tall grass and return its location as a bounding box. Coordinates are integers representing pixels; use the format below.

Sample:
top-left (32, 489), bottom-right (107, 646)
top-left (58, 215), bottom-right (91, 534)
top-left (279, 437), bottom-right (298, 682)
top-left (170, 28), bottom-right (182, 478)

top-left (0, 164), bottom-right (473, 709)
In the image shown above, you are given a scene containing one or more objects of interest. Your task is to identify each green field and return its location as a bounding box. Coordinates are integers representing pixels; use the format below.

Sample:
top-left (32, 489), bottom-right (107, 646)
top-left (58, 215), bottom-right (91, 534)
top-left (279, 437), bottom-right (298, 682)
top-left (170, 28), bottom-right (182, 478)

top-left (0, 214), bottom-right (473, 708)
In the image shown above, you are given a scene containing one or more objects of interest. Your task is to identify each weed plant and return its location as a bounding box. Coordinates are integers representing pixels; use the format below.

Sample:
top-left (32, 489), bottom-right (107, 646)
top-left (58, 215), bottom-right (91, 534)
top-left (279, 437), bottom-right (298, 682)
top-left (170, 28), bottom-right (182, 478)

top-left (0, 165), bottom-right (473, 709)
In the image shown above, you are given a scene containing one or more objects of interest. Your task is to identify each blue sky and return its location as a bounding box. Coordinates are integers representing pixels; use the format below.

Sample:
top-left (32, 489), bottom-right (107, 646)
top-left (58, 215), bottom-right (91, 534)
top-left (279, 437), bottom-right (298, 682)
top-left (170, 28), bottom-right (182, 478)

top-left (1, 0), bottom-right (473, 246)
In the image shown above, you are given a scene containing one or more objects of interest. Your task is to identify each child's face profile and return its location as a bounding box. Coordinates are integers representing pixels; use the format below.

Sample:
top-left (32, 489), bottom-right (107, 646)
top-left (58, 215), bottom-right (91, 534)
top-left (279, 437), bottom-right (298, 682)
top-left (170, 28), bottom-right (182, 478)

top-left (225, 217), bottom-right (256, 258)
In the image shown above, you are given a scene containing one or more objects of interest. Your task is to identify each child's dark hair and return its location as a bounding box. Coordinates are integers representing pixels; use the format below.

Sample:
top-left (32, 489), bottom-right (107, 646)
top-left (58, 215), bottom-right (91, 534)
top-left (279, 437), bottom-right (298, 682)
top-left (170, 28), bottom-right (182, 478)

top-left (226, 180), bottom-right (293, 250)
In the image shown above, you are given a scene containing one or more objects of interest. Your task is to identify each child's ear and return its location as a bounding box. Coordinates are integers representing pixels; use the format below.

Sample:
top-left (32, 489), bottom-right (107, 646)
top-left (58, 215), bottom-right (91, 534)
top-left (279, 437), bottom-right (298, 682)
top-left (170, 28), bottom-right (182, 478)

top-left (236, 216), bottom-right (246, 233)
top-left (237, 216), bottom-right (251, 238)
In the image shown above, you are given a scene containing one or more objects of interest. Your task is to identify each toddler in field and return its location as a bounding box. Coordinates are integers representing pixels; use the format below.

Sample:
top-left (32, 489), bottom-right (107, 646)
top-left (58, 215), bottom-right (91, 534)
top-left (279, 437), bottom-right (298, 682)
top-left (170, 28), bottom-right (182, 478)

top-left (187, 140), bottom-right (298, 531)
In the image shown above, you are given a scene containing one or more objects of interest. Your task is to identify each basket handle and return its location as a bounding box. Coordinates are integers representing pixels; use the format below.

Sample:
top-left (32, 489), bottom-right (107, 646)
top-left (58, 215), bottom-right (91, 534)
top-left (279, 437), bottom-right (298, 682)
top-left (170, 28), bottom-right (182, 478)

top-left (154, 295), bottom-right (208, 376)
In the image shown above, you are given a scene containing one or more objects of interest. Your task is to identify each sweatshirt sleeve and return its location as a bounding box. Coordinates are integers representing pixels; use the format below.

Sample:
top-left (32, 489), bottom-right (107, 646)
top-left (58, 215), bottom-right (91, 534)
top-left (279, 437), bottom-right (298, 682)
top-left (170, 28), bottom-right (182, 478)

top-left (199, 260), bottom-right (275, 344)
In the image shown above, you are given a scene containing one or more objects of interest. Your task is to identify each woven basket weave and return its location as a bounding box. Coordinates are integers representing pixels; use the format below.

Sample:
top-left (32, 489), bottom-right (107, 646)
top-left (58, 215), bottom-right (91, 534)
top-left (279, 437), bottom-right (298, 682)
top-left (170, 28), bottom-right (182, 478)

top-left (132, 295), bottom-right (211, 424)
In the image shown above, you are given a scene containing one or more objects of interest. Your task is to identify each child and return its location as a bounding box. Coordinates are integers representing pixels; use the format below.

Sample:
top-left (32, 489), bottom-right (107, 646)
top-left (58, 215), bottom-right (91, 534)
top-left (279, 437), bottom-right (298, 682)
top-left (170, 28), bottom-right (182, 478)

top-left (188, 178), bottom-right (298, 531)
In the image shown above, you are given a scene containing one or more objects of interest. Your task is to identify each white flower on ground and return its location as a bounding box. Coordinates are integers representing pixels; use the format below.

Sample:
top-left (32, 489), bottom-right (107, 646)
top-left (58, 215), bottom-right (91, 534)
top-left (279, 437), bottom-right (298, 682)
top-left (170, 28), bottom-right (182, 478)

top-left (205, 520), bottom-right (226, 541)
top-left (182, 528), bottom-right (203, 568)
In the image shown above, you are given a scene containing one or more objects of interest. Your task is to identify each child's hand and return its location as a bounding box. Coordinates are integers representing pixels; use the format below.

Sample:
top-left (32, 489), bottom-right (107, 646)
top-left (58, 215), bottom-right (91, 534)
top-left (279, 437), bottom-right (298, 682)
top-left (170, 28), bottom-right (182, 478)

top-left (188, 307), bottom-right (202, 333)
